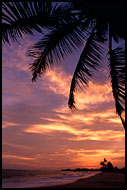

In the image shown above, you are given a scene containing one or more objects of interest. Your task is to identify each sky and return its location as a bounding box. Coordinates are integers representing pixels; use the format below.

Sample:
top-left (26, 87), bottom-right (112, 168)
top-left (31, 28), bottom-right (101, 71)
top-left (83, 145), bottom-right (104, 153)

top-left (2, 29), bottom-right (125, 170)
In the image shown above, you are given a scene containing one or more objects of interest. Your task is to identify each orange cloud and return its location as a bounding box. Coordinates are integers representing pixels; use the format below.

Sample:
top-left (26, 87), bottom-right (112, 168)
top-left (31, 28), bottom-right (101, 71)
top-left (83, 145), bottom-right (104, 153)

top-left (74, 81), bottom-right (113, 109)
top-left (44, 67), bottom-right (72, 96)
top-left (2, 122), bottom-right (19, 128)
top-left (67, 130), bottom-right (124, 141)
top-left (2, 154), bottom-right (35, 161)
top-left (24, 123), bottom-right (81, 135)
top-left (108, 118), bottom-right (122, 124)
top-left (44, 107), bottom-right (122, 127)
top-left (44, 67), bottom-right (113, 110)
top-left (24, 120), bottom-right (124, 142)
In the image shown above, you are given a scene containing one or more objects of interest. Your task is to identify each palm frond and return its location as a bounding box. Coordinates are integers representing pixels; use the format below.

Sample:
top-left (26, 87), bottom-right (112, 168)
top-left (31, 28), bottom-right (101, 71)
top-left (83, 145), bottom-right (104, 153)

top-left (2, 2), bottom-right (73, 44)
top-left (28, 20), bottom-right (86, 81)
top-left (2, 2), bottom-right (48, 43)
top-left (68, 30), bottom-right (105, 109)
top-left (96, 19), bottom-right (108, 43)
top-left (109, 44), bottom-right (125, 128)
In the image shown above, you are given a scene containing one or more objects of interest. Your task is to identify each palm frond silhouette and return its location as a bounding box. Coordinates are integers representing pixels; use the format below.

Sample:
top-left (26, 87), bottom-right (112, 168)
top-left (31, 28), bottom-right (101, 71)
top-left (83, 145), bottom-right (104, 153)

top-left (2, 1), bottom-right (126, 129)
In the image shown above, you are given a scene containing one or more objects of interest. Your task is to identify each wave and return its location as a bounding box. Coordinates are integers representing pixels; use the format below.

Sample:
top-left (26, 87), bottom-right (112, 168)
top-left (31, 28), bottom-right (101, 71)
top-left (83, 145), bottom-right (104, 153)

top-left (2, 169), bottom-right (100, 188)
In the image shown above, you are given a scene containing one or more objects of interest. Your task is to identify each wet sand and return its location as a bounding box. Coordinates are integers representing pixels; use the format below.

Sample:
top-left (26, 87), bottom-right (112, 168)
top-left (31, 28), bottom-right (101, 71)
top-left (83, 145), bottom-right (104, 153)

top-left (34, 172), bottom-right (125, 188)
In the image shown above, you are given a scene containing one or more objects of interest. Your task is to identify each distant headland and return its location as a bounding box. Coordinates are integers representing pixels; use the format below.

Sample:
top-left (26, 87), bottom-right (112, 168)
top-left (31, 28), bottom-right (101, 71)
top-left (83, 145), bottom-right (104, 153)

top-left (61, 158), bottom-right (125, 172)
top-left (61, 168), bottom-right (100, 171)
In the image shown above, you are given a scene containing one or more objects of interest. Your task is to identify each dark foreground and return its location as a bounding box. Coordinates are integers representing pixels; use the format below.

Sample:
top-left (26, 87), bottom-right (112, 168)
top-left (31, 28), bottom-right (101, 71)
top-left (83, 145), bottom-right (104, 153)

top-left (32, 172), bottom-right (125, 188)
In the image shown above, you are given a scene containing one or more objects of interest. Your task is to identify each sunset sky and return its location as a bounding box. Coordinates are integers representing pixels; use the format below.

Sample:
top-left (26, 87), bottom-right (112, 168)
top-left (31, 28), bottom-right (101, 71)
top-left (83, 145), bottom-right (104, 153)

top-left (2, 29), bottom-right (125, 170)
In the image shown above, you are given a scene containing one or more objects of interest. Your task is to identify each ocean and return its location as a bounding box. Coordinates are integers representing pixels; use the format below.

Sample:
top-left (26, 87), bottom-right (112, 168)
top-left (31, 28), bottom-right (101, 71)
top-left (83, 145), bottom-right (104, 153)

top-left (2, 169), bottom-right (100, 188)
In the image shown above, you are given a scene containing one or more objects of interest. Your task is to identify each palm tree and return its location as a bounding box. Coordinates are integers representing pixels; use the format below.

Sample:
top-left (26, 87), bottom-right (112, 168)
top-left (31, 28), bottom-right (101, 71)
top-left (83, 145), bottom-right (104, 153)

top-left (100, 158), bottom-right (114, 171)
top-left (104, 158), bottom-right (107, 164)
top-left (100, 158), bottom-right (107, 169)
top-left (100, 161), bottom-right (106, 170)
top-left (68, 0), bottom-right (126, 129)
top-left (2, 1), bottom-right (126, 129)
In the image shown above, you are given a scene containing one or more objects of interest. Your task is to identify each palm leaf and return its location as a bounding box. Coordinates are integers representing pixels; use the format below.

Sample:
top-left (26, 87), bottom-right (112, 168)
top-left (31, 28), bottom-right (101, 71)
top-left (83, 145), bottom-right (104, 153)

top-left (2, 2), bottom-right (47, 43)
top-left (2, 2), bottom-right (73, 44)
top-left (108, 44), bottom-right (125, 128)
top-left (68, 30), bottom-right (106, 108)
top-left (28, 19), bottom-right (86, 81)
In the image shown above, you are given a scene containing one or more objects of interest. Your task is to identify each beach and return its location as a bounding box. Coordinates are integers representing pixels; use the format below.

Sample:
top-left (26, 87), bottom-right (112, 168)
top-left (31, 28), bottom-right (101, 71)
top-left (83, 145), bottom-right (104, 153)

top-left (36, 172), bottom-right (125, 189)
top-left (2, 169), bottom-right (99, 188)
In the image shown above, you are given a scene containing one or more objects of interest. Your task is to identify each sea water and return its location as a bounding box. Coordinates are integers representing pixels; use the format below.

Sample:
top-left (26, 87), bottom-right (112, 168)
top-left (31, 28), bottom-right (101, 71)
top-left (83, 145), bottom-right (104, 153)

top-left (2, 169), bottom-right (100, 188)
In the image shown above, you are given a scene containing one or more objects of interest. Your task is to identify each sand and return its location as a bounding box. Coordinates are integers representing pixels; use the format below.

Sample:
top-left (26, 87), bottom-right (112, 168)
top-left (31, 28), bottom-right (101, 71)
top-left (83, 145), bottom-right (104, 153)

top-left (34, 172), bottom-right (125, 189)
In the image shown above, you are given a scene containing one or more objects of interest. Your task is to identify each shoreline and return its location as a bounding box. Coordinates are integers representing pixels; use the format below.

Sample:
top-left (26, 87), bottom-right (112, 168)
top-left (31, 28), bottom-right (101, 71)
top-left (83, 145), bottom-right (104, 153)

top-left (30, 172), bottom-right (100, 189)
top-left (31, 172), bottom-right (125, 189)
